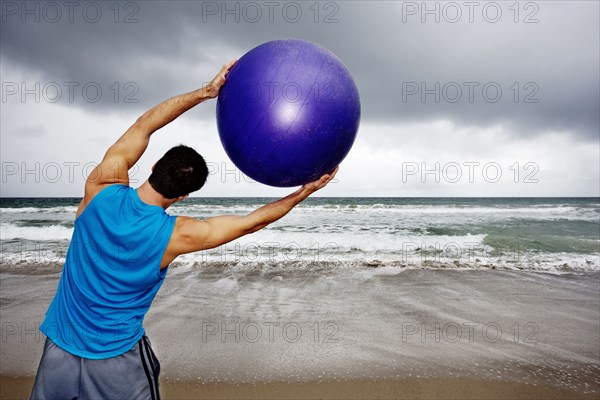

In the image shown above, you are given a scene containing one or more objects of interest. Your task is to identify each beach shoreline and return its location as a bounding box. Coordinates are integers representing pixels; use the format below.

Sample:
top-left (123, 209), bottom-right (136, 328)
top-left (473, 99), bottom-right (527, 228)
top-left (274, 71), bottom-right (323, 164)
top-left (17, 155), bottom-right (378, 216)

top-left (1, 375), bottom-right (598, 400)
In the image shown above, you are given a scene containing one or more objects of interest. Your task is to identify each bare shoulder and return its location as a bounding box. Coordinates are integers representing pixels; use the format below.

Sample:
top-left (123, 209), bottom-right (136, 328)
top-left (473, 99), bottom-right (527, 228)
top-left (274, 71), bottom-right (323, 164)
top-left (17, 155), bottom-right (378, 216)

top-left (173, 215), bottom-right (205, 235)
top-left (76, 156), bottom-right (130, 218)
top-left (162, 216), bottom-right (210, 266)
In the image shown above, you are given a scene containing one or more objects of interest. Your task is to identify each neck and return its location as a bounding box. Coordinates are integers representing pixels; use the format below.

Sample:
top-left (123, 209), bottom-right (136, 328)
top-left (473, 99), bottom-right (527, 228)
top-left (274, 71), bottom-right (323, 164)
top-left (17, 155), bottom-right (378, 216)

top-left (137, 181), bottom-right (172, 209)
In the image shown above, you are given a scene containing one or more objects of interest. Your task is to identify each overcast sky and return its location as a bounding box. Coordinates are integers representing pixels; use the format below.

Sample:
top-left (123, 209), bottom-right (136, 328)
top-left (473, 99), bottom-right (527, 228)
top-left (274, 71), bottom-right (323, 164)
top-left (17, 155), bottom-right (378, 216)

top-left (1, 0), bottom-right (598, 197)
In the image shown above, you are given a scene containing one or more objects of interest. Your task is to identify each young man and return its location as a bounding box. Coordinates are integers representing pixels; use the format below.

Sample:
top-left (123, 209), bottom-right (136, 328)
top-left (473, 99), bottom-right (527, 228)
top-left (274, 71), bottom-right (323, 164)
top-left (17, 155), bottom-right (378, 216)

top-left (30, 60), bottom-right (338, 400)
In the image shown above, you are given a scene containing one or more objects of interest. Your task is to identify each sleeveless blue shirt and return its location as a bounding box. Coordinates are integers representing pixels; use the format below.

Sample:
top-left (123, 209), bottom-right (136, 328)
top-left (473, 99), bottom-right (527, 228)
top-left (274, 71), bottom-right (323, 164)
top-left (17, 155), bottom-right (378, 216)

top-left (40, 184), bottom-right (176, 359)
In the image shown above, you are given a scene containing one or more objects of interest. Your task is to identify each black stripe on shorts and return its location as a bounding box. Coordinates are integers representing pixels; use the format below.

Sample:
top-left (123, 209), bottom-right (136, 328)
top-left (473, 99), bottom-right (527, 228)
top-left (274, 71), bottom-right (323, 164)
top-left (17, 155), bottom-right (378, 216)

top-left (139, 339), bottom-right (157, 400)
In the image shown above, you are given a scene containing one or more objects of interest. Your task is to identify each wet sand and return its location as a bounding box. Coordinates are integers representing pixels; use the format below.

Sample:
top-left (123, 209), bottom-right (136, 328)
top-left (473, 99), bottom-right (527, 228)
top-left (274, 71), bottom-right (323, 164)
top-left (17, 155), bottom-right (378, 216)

top-left (1, 375), bottom-right (598, 399)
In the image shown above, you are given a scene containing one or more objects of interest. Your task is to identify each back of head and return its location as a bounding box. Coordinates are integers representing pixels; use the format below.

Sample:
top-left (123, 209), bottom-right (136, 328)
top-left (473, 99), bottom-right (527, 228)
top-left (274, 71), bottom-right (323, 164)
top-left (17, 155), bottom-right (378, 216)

top-left (148, 145), bottom-right (208, 199)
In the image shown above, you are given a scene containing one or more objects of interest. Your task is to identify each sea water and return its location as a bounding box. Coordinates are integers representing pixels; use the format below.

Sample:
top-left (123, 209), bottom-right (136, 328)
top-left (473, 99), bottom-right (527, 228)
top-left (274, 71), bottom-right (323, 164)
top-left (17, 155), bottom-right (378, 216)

top-left (1, 197), bottom-right (598, 273)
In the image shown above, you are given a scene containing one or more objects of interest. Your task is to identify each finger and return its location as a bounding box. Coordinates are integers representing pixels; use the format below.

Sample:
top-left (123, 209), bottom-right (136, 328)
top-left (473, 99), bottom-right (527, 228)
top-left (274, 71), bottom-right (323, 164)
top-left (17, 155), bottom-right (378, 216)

top-left (327, 166), bottom-right (339, 181)
top-left (222, 68), bottom-right (233, 80)
top-left (319, 174), bottom-right (331, 187)
top-left (222, 60), bottom-right (237, 75)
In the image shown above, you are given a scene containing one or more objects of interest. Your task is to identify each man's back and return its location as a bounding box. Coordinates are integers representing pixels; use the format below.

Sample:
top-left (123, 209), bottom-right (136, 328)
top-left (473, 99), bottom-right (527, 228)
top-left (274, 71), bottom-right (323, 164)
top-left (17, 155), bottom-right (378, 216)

top-left (40, 184), bottom-right (176, 359)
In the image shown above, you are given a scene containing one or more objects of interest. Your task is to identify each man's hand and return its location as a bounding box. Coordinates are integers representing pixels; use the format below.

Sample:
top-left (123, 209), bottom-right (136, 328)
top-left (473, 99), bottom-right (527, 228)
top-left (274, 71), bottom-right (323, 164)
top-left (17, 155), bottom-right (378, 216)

top-left (302, 166), bottom-right (339, 194)
top-left (203, 59), bottom-right (237, 99)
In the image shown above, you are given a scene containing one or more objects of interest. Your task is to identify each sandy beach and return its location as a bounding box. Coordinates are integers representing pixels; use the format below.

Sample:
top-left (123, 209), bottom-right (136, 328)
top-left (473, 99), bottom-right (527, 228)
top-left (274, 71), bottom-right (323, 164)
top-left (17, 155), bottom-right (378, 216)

top-left (2, 375), bottom-right (598, 399)
top-left (1, 264), bottom-right (598, 399)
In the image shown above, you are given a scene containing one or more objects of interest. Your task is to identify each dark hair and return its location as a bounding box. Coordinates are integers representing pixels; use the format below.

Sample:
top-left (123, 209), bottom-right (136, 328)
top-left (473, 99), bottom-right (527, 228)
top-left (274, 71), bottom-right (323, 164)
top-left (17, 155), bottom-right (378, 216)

top-left (148, 145), bottom-right (208, 199)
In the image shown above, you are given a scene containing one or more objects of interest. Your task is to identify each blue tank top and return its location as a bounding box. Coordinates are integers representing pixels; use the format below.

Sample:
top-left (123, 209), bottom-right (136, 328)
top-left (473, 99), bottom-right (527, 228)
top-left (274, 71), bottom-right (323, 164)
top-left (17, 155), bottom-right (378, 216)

top-left (40, 184), bottom-right (176, 359)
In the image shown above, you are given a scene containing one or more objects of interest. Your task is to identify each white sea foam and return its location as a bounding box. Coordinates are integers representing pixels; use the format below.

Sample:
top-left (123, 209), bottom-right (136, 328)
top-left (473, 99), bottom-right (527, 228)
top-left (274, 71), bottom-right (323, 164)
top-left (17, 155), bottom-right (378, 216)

top-left (3, 202), bottom-right (597, 216)
top-left (231, 229), bottom-right (489, 253)
top-left (0, 206), bottom-right (78, 214)
top-left (0, 207), bottom-right (41, 214)
top-left (289, 205), bottom-right (598, 221)
top-left (0, 223), bottom-right (73, 241)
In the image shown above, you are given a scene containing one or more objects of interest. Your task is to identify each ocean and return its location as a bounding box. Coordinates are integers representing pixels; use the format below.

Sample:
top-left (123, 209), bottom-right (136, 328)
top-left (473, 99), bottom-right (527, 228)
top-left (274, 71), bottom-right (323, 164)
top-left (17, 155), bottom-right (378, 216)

top-left (1, 197), bottom-right (599, 274)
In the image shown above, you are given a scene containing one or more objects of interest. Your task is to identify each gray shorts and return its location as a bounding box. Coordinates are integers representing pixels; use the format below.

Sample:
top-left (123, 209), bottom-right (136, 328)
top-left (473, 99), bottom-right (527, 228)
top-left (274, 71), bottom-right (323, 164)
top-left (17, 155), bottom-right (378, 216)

top-left (30, 335), bottom-right (161, 400)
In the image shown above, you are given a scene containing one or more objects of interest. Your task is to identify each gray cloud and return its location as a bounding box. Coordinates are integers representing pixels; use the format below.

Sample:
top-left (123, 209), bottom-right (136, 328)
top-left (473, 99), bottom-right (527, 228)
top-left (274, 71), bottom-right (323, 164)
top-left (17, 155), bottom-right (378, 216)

top-left (13, 125), bottom-right (48, 138)
top-left (2, 1), bottom-right (598, 142)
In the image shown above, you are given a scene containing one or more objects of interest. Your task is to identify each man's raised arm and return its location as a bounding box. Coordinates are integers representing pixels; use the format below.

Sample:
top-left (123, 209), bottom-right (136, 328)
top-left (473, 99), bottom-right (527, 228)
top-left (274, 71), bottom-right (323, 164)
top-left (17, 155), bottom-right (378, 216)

top-left (79, 61), bottom-right (235, 201)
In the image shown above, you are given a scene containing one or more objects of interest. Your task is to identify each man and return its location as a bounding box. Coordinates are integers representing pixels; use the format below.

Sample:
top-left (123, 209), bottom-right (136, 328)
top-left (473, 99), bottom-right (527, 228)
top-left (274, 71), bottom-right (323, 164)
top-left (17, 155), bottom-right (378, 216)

top-left (30, 60), bottom-right (338, 400)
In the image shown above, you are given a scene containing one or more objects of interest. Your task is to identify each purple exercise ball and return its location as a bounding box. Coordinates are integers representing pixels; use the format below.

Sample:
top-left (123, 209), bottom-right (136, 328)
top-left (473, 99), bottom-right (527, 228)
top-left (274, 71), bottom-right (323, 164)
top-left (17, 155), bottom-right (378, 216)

top-left (216, 39), bottom-right (361, 187)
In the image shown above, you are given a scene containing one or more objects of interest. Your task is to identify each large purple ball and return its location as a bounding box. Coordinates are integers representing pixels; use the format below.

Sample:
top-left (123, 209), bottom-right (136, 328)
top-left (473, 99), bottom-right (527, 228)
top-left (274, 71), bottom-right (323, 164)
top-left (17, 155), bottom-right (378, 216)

top-left (216, 39), bottom-right (361, 187)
